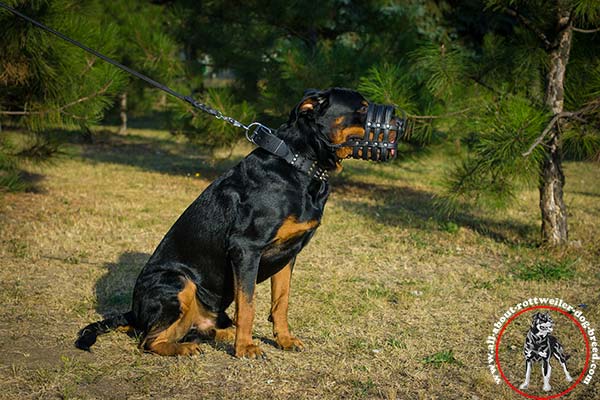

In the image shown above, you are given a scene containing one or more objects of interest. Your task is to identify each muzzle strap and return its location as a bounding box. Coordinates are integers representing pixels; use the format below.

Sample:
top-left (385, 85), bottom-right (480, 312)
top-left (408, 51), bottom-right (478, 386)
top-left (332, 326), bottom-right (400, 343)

top-left (346, 103), bottom-right (405, 162)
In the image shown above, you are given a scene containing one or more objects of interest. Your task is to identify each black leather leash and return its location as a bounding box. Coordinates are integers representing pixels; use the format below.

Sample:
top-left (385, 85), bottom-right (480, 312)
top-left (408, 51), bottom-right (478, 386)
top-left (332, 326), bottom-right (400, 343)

top-left (0, 2), bottom-right (329, 181)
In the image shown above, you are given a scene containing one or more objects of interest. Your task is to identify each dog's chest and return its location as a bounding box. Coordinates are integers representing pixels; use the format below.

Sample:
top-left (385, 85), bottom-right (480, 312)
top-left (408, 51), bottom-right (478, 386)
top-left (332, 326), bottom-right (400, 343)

top-left (527, 331), bottom-right (552, 360)
top-left (257, 218), bottom-right (319, 282)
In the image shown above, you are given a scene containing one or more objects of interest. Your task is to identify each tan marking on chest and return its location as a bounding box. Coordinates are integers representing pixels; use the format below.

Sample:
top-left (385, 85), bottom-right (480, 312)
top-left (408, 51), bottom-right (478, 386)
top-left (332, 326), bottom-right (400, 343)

top-left (274, 216), bottom-right (319, 243)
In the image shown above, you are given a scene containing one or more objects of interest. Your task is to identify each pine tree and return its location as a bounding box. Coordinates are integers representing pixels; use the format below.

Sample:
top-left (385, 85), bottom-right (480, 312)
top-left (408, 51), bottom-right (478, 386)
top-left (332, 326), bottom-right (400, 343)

top-left (97, 1), bottom-right (182, 134)
top-left (168, 1), bottom-right (419, 119)
top-left (0, 0), bottom-right (126, 190)
top-left (363, 0), bottom-right (600, 246)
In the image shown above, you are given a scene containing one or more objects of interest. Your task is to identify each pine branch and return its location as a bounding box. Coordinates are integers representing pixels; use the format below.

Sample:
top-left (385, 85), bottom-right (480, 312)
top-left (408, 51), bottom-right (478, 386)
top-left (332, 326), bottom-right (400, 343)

top-left (522, 113), bottom-right (566, 156)
top-left (504, 7), bottom-right (553, 50)
top-left (522, 99), bottom-right (600, 156)
top-left (469, 75), bottom-right (503, 97)
top-left (79, 56), bottom-right (97, 77)
top-left (408, 107), bottom-right (472, 120)
top-left (572, 27), bottom-right (600, 33)
top-left (0, 80), bottom-right (114, 116)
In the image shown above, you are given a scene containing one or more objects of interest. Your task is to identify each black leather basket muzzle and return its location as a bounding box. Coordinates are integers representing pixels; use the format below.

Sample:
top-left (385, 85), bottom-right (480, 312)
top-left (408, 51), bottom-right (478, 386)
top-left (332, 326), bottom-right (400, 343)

top-left (348, 103), bottom-right (406, 162)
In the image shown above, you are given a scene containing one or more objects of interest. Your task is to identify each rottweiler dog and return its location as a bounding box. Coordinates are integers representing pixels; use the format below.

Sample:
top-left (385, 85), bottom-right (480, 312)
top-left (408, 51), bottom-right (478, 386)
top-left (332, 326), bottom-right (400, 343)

top-left (76, 88), bottom-right (399, 358)
top-left (519, 312), bottom-right (573, 392)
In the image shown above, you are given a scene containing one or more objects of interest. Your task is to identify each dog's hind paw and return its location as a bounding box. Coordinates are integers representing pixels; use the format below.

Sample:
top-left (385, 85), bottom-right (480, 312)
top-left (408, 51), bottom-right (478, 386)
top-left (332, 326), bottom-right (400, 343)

top-left (543, 384), bottom-right (552, 392)
top-left (178, 343), bottom-right (202, 356)
top-left (519, 382), bottom-right (529, 390)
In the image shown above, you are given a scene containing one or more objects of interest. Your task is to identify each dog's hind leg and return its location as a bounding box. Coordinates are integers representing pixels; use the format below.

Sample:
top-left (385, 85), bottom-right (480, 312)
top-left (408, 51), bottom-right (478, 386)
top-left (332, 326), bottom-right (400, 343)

top-left (542, 360), bottom-right (552, 392)
top-left (212, 312), bottom-right (236, 343)
top-left (519, 360), bottom-right (532, 390)
top-left (553, 353), bottom-right (573, 382)
top-left (552, 341), bottom-right (573, 382)
top-left (144, 279), bottom-right (216, 356)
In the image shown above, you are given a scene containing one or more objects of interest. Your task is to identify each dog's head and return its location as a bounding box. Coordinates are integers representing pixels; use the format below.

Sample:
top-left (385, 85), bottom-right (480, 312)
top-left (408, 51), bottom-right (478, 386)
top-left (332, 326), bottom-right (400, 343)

top-left (283, 88), bottom-right (403, 170)
top-left (531, 312), bottom-right (554, 337)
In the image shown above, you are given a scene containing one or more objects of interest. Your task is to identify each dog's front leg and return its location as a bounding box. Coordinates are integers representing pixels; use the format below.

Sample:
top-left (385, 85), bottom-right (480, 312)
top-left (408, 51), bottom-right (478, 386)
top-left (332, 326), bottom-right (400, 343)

top-left (230, 245), bottom-right (263, 359)
top-left (270, 259), bottom-right (304, 351)
top-left (519, 360), bottom-right (532, 390)
top-left (542, 360), bottom-right (552, 392)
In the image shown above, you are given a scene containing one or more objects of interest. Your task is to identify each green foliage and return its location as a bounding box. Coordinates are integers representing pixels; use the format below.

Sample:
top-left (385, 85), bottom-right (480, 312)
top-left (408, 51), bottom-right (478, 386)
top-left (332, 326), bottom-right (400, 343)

top-left (512, 259), bottom-right (577, 281)
top-left (0, 143), bottom-right (25, 192)
top-left (438, 96), bottom-right (549, 214)
top-left (423, 349), bottom-right (461, 366)
top-left (572, 0), bottom-right (600, 24)
top-left (170, 88), bottom-right (256, 152)
top-left (562, 125), bottom-right (600, 160)
top-left (1, 0), bottom-right (127, 130)
top-left (2, 0), bottom-right (599, 204)
top-left (0, 0), bottom-right (128, 190)
top-left (170, 0), bottom-right (421, 126)
top-left (411, 42), bottom-right (472, 101)
top-left (358, 63), bottom-right (417, 114)
top-left (98, 1), bottom-right (183, 116)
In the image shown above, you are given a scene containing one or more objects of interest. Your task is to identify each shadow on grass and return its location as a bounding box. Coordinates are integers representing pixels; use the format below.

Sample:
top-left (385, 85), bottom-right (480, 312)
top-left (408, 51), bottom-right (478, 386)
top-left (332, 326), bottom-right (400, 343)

top-left (331, 177), bottom-right (537, 244)
top-left (94, 251), bottom-right (149, 317)
top-left (80, 129), bottom-right (243, 180)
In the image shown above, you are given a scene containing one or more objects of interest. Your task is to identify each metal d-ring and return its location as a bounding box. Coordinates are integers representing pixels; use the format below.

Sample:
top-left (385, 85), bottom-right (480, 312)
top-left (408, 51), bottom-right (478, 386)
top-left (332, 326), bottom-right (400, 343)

top-left (244, 122), bottom-right (271, 144)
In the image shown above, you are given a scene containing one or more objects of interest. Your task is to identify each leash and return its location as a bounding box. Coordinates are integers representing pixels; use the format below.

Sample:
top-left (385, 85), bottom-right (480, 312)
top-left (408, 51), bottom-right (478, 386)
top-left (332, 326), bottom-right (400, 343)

top-left (0, 2), bottom-right (330, 180)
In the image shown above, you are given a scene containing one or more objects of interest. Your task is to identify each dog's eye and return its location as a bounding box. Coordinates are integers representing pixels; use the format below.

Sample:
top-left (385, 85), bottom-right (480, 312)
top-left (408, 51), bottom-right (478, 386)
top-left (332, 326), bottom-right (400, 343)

top-left (358, 105), bottom-right (368, 113)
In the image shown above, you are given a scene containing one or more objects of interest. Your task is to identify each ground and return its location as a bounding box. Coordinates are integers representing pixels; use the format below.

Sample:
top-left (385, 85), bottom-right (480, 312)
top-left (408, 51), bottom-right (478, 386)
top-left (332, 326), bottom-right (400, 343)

top-left (1, 127), bottom-right (599, 399)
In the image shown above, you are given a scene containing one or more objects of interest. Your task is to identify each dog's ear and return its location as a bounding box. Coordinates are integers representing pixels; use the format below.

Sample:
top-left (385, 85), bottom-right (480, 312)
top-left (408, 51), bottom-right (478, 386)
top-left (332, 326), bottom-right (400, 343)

top-left (532, 312), bottom-right (541, 323)
top-left (289, 89), bottom-right (330, 123)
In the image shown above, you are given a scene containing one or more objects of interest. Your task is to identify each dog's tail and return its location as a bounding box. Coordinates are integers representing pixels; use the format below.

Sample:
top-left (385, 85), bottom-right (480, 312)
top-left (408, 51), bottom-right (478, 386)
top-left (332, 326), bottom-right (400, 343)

top-left (75, 311), bottom-right (135, 351)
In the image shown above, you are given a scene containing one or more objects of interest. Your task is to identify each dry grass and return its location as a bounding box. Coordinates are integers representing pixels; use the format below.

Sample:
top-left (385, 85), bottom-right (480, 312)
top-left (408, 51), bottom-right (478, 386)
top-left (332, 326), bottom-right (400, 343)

top-left (1, 127), bottom-right (599, 399)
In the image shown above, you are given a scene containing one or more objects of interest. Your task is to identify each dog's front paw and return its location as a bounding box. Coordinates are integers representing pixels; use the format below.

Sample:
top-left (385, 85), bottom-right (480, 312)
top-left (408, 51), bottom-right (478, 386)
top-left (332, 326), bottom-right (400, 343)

top-left (276, 335), bottom-right (305, 351)
top-left (543, 384), bottom-right (552, 392)
top-left (235, 343), bottom-right (265, 359)
top-left (565, 374), bottom-right (573, 382)
top-left (519, 382), bottom-right (529, 390)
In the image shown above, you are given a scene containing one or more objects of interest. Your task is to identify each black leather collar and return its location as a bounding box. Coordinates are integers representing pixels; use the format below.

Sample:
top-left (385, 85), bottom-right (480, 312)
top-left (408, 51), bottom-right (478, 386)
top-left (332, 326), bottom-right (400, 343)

top-left (247, 124), bottom-right (329, 182)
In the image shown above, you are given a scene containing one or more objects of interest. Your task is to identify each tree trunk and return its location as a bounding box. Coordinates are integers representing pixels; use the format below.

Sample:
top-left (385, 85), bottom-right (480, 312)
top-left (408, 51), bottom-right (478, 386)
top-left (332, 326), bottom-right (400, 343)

top-left (539, 4), bottom-right (571, 245)
top-left (118, 92), bottom-right (127, 135)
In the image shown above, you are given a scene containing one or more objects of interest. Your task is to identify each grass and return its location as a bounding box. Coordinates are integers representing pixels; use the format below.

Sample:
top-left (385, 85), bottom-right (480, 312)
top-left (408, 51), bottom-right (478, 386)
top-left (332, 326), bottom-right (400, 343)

top-left (512, 259), bottom-right (578, 282)
top-left (0, 126), bottom-right (599, 399)
top-left (423, 350), bottom-right (461, 366)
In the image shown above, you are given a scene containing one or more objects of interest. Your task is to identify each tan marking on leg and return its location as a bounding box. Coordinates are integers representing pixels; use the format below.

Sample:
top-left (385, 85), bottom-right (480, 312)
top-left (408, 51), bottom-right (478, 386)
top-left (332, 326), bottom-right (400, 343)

top-left (234, 282), bottom-right (263, 358)
top-left (270, 263), bottom-right (304, 351)
top-left (274, 216), bottom-right (319, 243)
top-left (146, 280), bottom-right (215, 356)
top-left (213, 326), bottom-right (236, 343)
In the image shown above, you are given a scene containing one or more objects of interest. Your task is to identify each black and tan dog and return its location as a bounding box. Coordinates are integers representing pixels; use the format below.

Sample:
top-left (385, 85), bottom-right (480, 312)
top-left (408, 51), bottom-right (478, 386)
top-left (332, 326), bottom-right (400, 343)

top-left (519, 312), bottom-right (573, 392)
top-left (76, 88), bottom-right (401, 358)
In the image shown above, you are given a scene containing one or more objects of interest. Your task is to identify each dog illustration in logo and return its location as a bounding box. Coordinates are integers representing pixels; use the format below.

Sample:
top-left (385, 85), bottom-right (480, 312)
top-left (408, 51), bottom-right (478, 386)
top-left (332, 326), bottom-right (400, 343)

top-left (519, 312), bottom-right (573, 392)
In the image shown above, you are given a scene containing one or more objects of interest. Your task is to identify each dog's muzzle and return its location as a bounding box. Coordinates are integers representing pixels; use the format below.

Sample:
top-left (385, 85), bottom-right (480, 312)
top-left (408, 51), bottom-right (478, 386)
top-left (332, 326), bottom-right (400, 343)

top-left (335, 103), bottom-right (406, 162)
